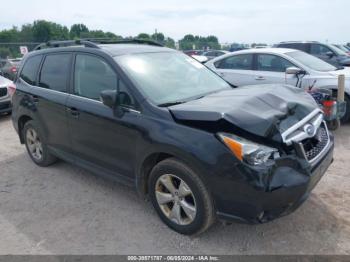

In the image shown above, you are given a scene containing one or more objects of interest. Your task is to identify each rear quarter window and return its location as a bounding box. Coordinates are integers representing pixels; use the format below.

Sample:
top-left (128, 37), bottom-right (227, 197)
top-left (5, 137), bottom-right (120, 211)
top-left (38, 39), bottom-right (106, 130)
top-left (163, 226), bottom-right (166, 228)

top-left (19, 55), bottom-right (43, 85)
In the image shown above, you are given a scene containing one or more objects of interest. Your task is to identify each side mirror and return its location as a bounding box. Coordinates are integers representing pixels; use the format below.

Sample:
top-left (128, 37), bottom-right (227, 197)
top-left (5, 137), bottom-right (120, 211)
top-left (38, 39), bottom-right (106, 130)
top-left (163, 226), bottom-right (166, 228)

top-left (285, 67), bottom-right (303, 75)
top-left (100, 89), bottom-right (117, 108)
top-left (326, 51), bottom-right (334, 58)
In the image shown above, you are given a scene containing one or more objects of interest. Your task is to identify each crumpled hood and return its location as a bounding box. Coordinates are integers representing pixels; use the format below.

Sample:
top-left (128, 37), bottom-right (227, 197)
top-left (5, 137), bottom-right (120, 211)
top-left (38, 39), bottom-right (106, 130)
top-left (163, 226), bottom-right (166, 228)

top-left (169, 84), bottom-right (318, 141)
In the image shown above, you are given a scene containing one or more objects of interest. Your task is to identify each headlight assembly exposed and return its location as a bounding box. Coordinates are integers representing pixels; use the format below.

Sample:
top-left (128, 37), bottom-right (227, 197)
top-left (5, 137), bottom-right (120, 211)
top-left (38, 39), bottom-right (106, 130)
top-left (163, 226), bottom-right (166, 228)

top-left (218, 133), bottom-right (279, 165)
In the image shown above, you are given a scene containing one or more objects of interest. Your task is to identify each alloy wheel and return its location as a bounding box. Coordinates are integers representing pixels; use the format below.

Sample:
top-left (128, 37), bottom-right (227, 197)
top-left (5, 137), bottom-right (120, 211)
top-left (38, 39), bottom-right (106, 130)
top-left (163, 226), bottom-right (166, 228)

top-left (26, 128), bottom-right (43, 161)
top-left (155, 174), bottom-right (197, 225)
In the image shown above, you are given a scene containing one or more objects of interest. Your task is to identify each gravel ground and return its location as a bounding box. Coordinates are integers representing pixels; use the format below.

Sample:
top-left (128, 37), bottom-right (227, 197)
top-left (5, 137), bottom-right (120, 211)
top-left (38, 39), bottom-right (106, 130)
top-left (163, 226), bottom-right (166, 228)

top-left (0, 114), bottom-right (349, 255)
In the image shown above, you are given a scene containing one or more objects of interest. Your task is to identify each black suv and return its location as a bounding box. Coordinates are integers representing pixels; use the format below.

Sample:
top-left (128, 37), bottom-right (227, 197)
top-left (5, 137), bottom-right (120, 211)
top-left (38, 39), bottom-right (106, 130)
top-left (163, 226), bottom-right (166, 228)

top-left (276, 41), bottom-right (350, 67)
top-left (11, 39), bottom-right (334, 235)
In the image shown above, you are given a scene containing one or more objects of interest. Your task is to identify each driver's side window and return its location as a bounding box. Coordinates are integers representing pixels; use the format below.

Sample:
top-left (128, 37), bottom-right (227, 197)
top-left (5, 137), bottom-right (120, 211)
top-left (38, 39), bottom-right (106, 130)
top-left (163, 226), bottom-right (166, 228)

top-left (74, 54), bottom-right (117, 100)
top-left (74, 54), bottom-right (134, 107)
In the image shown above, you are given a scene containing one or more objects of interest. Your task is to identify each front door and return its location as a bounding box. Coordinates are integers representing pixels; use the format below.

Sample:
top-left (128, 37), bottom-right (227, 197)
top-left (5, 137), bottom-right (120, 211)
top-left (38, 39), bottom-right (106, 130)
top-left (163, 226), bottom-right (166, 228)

top-left (254, 53), bottom-right (298, 86)
top-left (66, 53), bottom-right (140, 178)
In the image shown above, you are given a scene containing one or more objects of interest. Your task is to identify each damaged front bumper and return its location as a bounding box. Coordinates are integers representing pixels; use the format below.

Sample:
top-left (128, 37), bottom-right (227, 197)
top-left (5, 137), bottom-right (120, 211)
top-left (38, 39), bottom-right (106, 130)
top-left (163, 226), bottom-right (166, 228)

top-left (214, 135), bottom-right (334, 224)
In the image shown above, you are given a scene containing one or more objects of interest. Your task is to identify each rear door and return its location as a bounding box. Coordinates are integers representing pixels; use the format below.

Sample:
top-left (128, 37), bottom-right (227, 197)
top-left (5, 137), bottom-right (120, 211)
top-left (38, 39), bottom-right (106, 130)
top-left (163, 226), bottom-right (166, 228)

top-left (29, 53), bottom-right (72, 154)
top-left (213, 54), bottom-right (255, 86)
top-left (66, 53), bottom-right (140, 179)
top-left (254, 53), bottom-right (298, 86)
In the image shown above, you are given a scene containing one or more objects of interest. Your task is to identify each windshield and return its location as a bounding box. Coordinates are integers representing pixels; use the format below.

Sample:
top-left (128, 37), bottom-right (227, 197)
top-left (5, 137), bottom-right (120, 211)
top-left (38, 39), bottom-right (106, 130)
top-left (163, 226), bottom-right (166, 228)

top-left (116, 52), bottom-right (231, 105)
top-left (331, 45), bottom-right (348, 56)
top-left (287, 51), bottom-right (337, 72)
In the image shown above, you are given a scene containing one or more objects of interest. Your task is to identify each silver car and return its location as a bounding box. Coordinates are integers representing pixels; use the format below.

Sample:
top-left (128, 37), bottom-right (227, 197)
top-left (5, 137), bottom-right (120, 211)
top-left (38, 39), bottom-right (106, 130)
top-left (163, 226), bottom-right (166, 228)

top-left (0, 75), bottom-right (12, 114)
top-left (205, 48), bottom-right (350, 121)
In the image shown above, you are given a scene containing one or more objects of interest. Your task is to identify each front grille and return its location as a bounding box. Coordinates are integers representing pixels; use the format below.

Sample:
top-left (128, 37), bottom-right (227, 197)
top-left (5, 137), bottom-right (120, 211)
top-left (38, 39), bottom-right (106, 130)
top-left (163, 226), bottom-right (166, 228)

top-left (0, 102), bottom-right (10, 110)
top-left (301, 124), bottom-right (329, 162)
top-left (0, 87), bottom-right (7, 97)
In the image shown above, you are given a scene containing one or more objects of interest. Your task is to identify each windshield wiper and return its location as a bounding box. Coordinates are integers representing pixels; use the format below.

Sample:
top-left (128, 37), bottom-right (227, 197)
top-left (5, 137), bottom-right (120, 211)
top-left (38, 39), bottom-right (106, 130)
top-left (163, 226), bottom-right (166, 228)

top-left (158, 101), bottom-right (187, 107)
top-left (336, 66), bottom-right (345, 70)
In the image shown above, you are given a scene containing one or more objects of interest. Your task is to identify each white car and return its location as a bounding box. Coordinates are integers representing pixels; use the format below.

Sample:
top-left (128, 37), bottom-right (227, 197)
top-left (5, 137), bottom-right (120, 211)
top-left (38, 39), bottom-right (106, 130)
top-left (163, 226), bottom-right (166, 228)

top-left (205, 48), bottom-right (350, 121)
top-left (0, 75), bottom-right (12, 114)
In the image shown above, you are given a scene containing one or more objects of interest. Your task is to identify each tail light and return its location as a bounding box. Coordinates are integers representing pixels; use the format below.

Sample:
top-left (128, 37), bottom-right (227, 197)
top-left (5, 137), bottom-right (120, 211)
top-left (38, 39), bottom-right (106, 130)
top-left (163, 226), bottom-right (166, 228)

top-left (7, 82), bottom-right (16, 97)
top-left (10, 66), bottom-right (17, 73)
top-left (322, 100), bottom-right (337, 118)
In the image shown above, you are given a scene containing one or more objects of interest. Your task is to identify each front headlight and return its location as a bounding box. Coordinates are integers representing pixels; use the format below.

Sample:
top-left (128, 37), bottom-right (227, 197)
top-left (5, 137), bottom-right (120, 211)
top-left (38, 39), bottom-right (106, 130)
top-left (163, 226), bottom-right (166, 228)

top-left (218, 133), bottom-right (279, 165)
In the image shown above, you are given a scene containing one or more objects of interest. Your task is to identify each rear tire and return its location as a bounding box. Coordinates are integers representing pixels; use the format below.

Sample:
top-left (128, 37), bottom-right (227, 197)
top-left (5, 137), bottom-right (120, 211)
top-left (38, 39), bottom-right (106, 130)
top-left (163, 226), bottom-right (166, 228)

top-left (23, 120), bottom-right (57, 167)
top-left (148, 158), bottom-right (215, 235)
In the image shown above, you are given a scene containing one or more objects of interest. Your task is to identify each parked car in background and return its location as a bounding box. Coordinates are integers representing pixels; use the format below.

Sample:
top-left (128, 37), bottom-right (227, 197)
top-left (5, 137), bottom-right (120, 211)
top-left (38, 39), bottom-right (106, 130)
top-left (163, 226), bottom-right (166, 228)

top-left (202, 50), bottom-right (229, 60)
top-left (205, 48), bottom-right (350, 122)
top-left (11, 39), bottom-right (333, 235)
top-left (191, 55), bottom-right (208, 63)
top-left (0, 58), bottom-right (21, 80)
top-left (275, 41), bottom-right (350, 67)
top-left (0, 75), bottom-right (12, 114)
top-left (183, 50), bottom-right (205, 56)
top-left (334, 44), bottom-right (350, 55)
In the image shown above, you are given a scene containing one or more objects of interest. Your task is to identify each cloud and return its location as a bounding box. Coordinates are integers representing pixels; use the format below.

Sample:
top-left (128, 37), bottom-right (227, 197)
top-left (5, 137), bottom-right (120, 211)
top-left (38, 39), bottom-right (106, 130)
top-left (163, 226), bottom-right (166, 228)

top-left (0, 0), bottom-right (349, 43)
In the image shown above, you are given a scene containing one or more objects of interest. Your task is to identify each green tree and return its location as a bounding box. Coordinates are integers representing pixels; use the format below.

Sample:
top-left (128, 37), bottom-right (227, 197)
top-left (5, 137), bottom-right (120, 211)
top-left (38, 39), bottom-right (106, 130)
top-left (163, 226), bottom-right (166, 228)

top-left (70, 23), bottom-right (89, 38)
top-left (0, 47), bottom-right (11, 58)
top-left (164, 37), bottom-right (175, 48)
top-left (151, 32), bottom-right (165, 42)
top-left (137, 33), bottom-right (151, 40)
top-left (179, 34), bottom-right (221, 50)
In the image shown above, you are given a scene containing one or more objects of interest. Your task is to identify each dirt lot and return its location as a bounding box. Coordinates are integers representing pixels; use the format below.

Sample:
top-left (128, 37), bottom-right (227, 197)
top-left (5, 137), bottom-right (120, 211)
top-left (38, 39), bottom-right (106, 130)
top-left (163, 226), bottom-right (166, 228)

top-left (0, 114), bottom-right (349, 255)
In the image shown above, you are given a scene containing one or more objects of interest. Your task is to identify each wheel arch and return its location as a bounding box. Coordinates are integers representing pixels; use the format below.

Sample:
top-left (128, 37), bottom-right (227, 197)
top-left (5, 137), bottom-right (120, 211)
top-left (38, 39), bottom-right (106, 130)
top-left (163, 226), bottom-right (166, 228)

top-left (18, 115), bottom-right (33, 143)
top-left (135, 149), bottom-right (207, 197)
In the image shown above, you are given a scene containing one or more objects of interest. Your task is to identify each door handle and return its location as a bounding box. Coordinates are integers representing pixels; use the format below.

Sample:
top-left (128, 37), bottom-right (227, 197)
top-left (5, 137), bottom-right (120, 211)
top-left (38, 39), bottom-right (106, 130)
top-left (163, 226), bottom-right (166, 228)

top-left (255, 76), bottom-right (265, 80)
top-left (67, 107), bottom-right (80, 118)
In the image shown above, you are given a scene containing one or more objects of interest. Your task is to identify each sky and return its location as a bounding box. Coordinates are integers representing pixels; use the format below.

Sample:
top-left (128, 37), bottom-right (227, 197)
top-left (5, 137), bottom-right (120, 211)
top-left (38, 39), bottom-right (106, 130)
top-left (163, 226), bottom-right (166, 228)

top-left (0, 0), bottom-right (349, 44)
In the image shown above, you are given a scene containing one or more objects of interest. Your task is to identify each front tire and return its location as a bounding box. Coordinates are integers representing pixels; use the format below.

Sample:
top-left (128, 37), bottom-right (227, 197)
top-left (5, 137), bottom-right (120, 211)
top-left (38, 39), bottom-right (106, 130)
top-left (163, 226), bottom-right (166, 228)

top-left (23, 120), bottom-right (57, 167)
top-left (148, 158), bottom-right (215, 235)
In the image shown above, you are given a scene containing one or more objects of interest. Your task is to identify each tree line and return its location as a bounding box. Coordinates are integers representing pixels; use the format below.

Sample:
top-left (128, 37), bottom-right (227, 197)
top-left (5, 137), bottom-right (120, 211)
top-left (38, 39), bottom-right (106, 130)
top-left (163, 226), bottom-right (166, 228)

top-left (0, 20), bottom-right (221, 58)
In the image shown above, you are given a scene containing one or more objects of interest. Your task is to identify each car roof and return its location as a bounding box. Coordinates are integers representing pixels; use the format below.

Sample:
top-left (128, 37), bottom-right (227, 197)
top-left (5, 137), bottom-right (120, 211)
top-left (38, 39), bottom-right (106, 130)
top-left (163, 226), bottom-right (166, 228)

top-left (229, 48), bottom-right (297, 55)
top-left (278, 41), bottom-right (319, 44)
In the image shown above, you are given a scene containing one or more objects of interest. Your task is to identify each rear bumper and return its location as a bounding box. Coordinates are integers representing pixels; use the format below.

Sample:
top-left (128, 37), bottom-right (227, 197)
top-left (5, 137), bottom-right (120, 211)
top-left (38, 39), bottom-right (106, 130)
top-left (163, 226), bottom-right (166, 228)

top-left (214, 136), bottom-right (334, 224)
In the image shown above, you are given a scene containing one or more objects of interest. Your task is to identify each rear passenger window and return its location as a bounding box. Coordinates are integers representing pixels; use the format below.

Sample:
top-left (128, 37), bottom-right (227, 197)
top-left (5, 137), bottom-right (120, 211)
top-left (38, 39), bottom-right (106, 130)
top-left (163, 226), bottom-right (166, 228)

top-left (20, 55), bottom-right (43, 85)
top-left (278, 43), bottom-right (308, 52)
top-left (39, 54), bottom-right (71, 92)
top-left (215, 54), bottom-right (253, 70)
top-left (310, 44), bottom-right (333, 55)
top-left (74, 54), bottom-right (117, 100)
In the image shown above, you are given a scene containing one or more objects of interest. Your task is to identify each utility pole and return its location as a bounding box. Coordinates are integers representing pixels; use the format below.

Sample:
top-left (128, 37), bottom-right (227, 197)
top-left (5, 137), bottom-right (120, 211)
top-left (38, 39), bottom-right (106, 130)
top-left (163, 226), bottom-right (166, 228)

top-left (154, 29), bottom-right (158, 41)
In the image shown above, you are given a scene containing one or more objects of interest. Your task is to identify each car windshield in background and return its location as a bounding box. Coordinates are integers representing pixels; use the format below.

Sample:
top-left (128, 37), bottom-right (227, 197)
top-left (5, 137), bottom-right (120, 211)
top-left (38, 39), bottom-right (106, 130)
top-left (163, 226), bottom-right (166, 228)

top-left (331, 45), bottom-right (348, 56)
top-left (116, 52), bottom-right (231, 105)
top-left (287, 51), bottom-right (337, 72)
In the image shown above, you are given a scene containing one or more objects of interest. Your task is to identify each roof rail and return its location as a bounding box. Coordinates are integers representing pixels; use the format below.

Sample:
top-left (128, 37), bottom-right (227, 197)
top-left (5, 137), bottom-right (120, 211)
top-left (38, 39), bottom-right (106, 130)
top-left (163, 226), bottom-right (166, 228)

top-left (33, 38), bottom-right (164, 51)
top-left (33, 40), bottom-right (99, 50)
top-left (279, 40), bottom-right (320, 44)
top-left (95, 38), bottom-right (164, 47)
